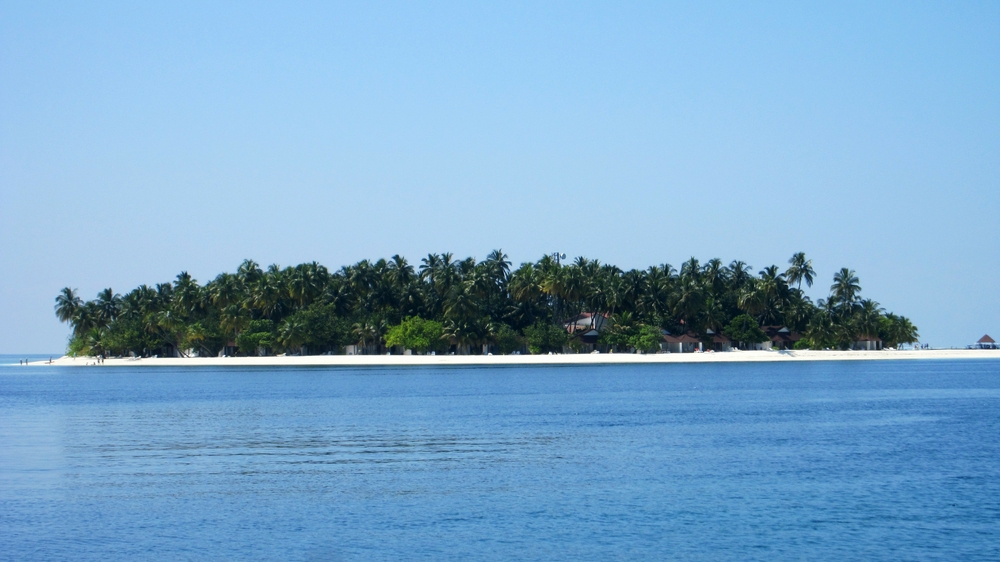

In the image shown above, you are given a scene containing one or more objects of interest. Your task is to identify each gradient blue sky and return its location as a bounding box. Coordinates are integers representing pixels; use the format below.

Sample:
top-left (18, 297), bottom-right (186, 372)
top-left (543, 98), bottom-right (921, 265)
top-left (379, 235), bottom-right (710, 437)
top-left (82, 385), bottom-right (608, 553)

top-left (2, 1), bottom-right (997, 352)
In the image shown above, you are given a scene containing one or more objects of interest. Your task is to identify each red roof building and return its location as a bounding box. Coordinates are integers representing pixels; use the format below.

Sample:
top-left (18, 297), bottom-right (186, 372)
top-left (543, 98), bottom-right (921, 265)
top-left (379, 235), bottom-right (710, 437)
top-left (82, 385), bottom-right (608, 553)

top-left (976, 335), bottom-right (997, 349)
top-left (761, 326), bottom-right (804, 350)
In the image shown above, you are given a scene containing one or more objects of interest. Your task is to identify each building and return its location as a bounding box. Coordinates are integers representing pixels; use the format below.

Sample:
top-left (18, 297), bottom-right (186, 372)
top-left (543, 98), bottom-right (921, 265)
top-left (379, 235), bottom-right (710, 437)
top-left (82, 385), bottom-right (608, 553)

top-left (758, 326), bottom-right (803, 350)
top-left (975, 335), bottom-right (997, 350)
top-left (564, 312), bottom-right (610, 333)
top-left (852, 335), bottom-right (882, 351)
top-left (564, 312), bottom-right (610, 348)
top-left (706, 329), bottom-right (732, 352)
top-left (662, 332), bottom-right (702, 353)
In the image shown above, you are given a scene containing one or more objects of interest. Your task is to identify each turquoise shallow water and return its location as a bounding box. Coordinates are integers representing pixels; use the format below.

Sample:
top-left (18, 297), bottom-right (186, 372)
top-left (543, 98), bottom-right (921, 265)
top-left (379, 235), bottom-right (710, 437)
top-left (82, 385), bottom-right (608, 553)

top-left (1, 359), bottom-right (999, 560)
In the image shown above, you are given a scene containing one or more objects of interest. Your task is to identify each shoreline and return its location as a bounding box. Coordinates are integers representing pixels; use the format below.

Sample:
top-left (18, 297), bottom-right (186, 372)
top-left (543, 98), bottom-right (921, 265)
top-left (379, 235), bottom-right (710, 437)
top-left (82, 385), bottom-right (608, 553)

top-left (31, 349), bottom-right (1000, 367)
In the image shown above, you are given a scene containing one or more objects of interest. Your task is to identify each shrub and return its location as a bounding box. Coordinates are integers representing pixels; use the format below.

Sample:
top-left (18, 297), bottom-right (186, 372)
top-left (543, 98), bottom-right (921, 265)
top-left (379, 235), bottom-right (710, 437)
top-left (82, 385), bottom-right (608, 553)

top-left (523, 322), bottom-right (568, 354)
top-left (385, 317), bottom-right (445, 354)
top-left (236, 319), bottom-right (274, 355)
top-left (630, 325), bottom-right (663, 354)
top-left (492, 323), bottom-right (523, 355)
top-left (723, 314), bottom-right (768, 349)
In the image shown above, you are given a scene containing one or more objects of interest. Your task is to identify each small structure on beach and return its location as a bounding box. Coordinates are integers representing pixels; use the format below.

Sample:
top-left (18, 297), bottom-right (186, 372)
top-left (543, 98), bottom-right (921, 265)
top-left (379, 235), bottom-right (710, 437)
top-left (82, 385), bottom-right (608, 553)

top-left (852, 335), bottom-right (883, 351)
top-left (564, 313), bottom-right (610, 334)
top-left (662, 332), bottom-right (702, 353)
top-left (564, 312), bottom-right (611, 348)
top-left (762, 326), bottom-right (803, 350)
top-left (706, 329), bottom-right (732, 352)
top-left (975, 335), bottom-right (997, 350)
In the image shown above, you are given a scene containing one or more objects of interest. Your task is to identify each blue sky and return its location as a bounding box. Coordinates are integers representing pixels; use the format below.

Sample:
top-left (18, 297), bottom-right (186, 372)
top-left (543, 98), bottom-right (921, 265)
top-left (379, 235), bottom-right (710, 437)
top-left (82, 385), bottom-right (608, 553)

top-left (1, 1), bottom-right (997, 352)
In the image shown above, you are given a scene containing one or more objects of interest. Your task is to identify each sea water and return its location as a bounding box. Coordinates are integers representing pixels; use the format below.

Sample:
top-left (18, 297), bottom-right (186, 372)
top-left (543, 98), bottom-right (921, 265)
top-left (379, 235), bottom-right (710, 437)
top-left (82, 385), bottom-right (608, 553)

top-left (1, 358), bottom-right (998, 561)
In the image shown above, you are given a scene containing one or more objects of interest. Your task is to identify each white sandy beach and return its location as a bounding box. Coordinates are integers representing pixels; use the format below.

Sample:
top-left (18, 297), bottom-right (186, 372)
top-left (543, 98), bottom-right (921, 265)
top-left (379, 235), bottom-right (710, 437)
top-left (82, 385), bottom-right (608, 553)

top-left (33, 348), bottom-right (1000, 367)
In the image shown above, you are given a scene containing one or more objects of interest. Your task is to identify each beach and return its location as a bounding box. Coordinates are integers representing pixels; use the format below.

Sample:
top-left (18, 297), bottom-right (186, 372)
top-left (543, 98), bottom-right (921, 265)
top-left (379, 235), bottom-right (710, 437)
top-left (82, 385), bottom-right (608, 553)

top-left (36, 348), bottom-right (1000, 367)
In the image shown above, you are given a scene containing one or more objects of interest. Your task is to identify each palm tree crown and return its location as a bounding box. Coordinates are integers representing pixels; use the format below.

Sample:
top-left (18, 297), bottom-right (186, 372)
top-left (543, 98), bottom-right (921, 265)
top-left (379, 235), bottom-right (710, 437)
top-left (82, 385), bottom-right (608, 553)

top-left (785, 252), bottom-right (815, 290)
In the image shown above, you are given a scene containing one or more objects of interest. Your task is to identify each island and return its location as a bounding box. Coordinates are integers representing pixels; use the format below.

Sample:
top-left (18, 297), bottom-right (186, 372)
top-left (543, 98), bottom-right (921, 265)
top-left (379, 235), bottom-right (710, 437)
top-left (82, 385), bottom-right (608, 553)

top-left (52, 251), bottom-right (925, 362)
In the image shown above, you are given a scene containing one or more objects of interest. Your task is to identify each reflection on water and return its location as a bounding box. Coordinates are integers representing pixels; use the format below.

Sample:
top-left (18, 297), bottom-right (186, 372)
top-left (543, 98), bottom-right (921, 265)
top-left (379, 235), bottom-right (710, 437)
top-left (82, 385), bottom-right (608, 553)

top-left (2, 359), bottom-right (999, 561)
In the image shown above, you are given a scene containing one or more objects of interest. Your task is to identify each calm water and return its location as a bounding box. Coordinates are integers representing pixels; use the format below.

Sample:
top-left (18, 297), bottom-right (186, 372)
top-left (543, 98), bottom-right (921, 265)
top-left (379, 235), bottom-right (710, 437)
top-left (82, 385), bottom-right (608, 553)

top-left (1, 359), bottom-right (999, 561)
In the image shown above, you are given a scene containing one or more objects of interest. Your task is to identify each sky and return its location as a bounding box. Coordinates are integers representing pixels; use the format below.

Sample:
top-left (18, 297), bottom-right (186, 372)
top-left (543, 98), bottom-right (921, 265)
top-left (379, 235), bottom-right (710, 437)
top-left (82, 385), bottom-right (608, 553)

top-left (1, 1), bottom-right (997, 352)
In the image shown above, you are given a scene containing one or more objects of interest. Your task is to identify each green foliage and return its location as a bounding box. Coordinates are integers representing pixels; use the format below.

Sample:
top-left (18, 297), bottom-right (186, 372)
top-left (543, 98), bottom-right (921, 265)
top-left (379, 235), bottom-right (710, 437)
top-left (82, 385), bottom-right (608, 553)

top-left (598, 327), bottom-right (630, 350)
top-left (630, 324), bottom-right (663, 354)
top-left (101, 317), bottom-right (162, 356)
top-left (67, 335), bottom-right (90, 356)
top-left (878, 314), bottom-right (919, 348)
top-left (385, 316), bottom-right (445, 353)
top-left (523, 322), bottom-right (568, 354)
top-left (724, 314), bottom-right (768, 347)
top-left (180, 321), bottom-right (226, 357)
top-left (279, 304), bottom-right (350, 353)
top-left (492, 323), bottom-right (523, 355)
top-left (277, 318), bottom-right (307, 352)
top-left (598, 321), bottom-right (661, 353)
top-left (236, 319), bottom-right (274, 355)
top-left (53, 251), bottom-right (916, 357)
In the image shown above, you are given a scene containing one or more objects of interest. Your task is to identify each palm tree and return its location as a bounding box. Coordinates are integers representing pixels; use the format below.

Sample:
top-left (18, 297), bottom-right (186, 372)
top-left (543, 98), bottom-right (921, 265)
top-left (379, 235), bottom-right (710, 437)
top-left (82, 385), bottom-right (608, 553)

top-left (219, 303), bottom-right (248, 340)
top-left (782, 292), bottom-right (815, 333)
top-left (237, 259), bottom-right (262, 284)
top-left (727, 261), bottom-right (753, 293)
top-left (855, 299), bottom-right (884, 339)
top-left (702, 258), bottom-right (727, 295)
top-left (208, 273), bottom-right (241, 310)
top-left (72, 302), bottom-right (100, 338)
top-left (289, 263), bottom-right (323, 308)
top-left (680, 257), bottom-right (701, 283)
top-left (249, 273), bottom-right (283, 319)
top-left (437, 253), bottom-right (457, 286)
top-left (120, 284), bottom-right (159, 323)
top-left (673, 279), bottom-right (704, 329)
top-left (183, 322), bottom-right (212, 357)
top-left (419, 253), bottom-right (441, 284)
top-left (755, 266), bottom-right (788, 325)
top-left (95, 288), bottom-right (121, 327)
top-left (278, 318), bottom-right (307, 354)
top-left (156, 309), bottom-right (188, 357)
top-left (509, 263), bottom-right (540, 301)
top-left (352, 317), bottom-right (388, 354)
top-left (387, 254), bottom-right (415, 291)
top-left (737, 278), bottom-right (766, 316)
top-left (539, 265), bottom-right (567, 319)
top-left (55, 287), bottom-right (83, 324)
top-left (757, 266), bottom-right (785, 298)
top-left (785, 252), bottom-right (815, 291)
top-left (484, 249), bottom-right (511, 283)
top-left (805, 309), bottom-right (836, 349)
top-left (172, 272), bottom-right (201, 317)
top-left (831, 268), bottom-right (861, 313)
top-left (880, 313), bottom-right (919, 348)
top-left (701, 296), bottom-right (726, 333)
top-left (444, 281), bottom-right (480, 325)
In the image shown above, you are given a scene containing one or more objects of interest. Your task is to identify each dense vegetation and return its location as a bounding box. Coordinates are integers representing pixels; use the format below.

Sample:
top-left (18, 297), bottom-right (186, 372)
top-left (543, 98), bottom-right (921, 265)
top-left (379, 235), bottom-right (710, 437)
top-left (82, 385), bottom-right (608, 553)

top-left (55, 251), bottom-right (918, 357)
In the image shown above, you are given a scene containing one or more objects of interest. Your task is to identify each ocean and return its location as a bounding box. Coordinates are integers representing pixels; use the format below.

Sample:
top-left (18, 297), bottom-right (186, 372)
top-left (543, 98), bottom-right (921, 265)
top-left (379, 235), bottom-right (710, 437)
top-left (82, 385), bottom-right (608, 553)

top-left (1, 358), bottom-right (998, 560)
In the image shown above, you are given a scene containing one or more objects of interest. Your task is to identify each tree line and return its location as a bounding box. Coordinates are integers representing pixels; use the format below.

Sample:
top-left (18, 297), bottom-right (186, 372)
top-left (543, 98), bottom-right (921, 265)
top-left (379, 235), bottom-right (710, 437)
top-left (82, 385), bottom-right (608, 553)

top-left (54, 251), bottom-right (918, 357)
